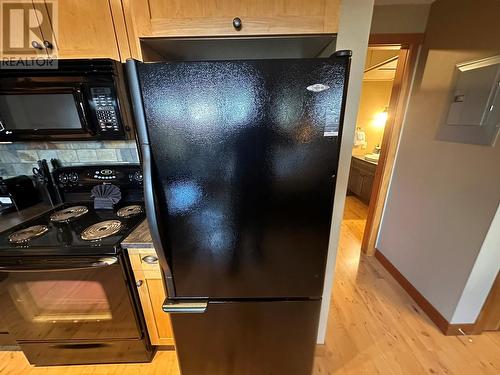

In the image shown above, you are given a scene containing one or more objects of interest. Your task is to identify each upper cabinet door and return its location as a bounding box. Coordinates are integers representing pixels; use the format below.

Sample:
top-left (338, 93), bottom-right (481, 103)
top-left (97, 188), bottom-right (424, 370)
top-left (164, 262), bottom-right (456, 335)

top-left (126, 0), bottom-right (340, 38)
top-left (44, 0), bottom-right (121, 60)
top-left (0, 1), bottom-right (49, 59)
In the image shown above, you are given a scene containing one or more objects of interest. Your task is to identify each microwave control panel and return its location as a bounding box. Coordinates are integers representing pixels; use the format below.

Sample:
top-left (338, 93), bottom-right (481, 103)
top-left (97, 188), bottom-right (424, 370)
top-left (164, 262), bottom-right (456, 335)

top-left (90, 87), bottom-right (120, 133)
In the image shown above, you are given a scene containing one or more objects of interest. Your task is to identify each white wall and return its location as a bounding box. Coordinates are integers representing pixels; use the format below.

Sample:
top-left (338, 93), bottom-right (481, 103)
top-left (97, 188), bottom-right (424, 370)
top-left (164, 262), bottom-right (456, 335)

top-left (317, 0), bottom-right (374, 343)
top-left (377, 0), bottom-right (500, 323)
top-left (371, 4), bottom-right (430, 34)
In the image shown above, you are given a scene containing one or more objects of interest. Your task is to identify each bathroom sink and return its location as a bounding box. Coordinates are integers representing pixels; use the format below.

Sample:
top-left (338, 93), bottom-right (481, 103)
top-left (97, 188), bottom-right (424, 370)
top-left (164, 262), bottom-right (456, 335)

top-left (364, 153), bottom-right (380, 163)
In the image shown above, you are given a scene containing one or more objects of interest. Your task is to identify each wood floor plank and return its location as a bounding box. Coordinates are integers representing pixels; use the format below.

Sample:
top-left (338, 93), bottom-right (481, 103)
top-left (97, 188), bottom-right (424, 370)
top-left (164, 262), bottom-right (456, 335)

top-left (0, 196), bottom-right (498, 374)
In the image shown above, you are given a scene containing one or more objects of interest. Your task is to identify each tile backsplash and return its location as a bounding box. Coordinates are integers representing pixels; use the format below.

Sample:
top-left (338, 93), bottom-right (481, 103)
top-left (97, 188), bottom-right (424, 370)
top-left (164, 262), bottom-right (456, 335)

top-left (0, 141), bottom-right (139, 178)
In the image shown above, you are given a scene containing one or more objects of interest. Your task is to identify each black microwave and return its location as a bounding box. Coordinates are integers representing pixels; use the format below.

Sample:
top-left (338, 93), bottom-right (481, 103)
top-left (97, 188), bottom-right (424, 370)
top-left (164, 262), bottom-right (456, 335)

top-left (0, 59), bottom-right (134, 141)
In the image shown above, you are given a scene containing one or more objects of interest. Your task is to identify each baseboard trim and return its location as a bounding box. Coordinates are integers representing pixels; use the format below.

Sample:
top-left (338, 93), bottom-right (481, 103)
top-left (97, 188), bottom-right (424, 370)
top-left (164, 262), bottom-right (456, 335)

top-left (315, 344), bottom-right (327, 357)
top-left (156, 345), bottom-right (175, 351)
top-left (374, 249), bottom-right (477, 336)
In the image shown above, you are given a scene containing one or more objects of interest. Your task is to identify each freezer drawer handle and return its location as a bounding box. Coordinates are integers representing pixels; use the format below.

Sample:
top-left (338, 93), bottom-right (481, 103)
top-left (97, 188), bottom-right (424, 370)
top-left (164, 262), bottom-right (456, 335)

top-left (163, 299), bottom-right (208, 314)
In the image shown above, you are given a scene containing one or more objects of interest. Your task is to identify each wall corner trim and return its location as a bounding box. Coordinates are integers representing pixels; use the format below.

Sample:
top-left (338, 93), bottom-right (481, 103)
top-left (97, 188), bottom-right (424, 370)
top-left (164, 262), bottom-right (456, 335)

top-left (374, 249), bottom-right (479, 336)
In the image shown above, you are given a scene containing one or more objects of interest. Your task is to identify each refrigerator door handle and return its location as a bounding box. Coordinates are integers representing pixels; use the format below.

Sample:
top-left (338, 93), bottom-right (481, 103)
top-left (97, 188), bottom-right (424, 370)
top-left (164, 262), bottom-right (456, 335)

top-left (126, 59), bottom-right (176, 298)
top-left (163, 299), bottom-right (208, 314)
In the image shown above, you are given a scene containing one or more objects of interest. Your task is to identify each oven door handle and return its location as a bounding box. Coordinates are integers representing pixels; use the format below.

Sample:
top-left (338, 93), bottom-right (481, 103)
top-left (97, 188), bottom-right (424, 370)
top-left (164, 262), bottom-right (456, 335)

top-left (0, 257), bottom-right (118, 272)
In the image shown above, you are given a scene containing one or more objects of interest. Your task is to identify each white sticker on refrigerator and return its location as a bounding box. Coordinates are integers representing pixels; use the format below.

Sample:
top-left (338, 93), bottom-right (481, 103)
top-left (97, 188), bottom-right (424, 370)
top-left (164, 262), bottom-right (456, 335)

top-left (324, 109), bottom-right (339, 137)
top-left (323, 131), bottom-right (339, 137)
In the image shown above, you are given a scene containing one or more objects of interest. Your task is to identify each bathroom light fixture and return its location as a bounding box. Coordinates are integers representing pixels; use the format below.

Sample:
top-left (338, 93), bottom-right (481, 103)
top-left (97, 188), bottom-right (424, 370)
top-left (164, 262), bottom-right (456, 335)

top-left (373, 107), bottom-right (388, 128)
top-left (306, 83), bottom-right (330, 92)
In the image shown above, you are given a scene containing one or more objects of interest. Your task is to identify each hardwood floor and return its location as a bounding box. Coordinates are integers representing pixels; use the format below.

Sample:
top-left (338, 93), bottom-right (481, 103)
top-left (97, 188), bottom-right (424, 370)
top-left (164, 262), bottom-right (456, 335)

top-left (0, 350), bottom-right (180, 375)
top-left (314, 196), bottom-right (500, 375)
top-left (1, 195), bottom-right (499, 374)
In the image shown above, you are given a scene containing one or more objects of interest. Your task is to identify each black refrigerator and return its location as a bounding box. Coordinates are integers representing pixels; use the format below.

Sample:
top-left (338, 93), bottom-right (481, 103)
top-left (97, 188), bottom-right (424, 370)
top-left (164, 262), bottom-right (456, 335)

top-left (126, 53), bottom-right (350, 375)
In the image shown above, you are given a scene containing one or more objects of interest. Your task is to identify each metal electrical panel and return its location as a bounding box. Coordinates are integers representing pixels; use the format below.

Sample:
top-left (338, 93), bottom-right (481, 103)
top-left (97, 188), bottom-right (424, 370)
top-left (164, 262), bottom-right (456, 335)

top-left (438, 55), bottom-right (500, 145)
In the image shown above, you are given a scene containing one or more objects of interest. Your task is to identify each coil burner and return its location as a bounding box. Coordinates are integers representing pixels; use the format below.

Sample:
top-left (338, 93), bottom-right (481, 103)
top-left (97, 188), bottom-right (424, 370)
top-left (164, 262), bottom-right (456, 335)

top-left (81, 220), bottom-right (122, 241)
top-left (50, 206), bottom-right (89, 223)
top-left (9, 225), bottom-right (49, 243)
top-left (117, 205), bottom-right (143, 219)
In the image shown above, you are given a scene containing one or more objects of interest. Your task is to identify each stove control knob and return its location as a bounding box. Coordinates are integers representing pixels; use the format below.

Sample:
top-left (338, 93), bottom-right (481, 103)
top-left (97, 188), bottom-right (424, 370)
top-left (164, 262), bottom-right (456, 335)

top-left (69, 173), bottom-right (79, 183)
top-left (133, 171), bottom-right (143, 182)
top-left (59, 174), bottom-right (68, 184)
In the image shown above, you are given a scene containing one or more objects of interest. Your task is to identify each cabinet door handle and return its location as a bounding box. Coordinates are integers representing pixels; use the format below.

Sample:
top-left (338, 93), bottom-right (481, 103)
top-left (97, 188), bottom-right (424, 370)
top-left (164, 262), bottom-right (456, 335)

top-left (31, 41), bottom-right (43, 50)
top-left (142, 255), bottom-right (158, 264)
top-left (232, 17), bottom-right (242, 30)
top-left (136, 280), bottom-right (143, 287)
top-left (43, 40), bottom-right (53, 49)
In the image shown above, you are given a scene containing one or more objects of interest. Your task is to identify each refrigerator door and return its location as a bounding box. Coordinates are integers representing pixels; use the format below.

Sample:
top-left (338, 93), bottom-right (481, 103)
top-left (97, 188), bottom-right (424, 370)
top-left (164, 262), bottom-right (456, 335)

top-left (129, 57), bottom-right (349, 299)
top-left (170, 300), bottom-right (321, 375)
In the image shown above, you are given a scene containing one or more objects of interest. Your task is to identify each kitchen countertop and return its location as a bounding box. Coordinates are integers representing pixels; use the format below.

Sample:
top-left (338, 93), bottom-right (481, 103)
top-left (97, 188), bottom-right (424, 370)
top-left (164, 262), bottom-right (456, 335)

top-left (0, 203), bottom-right (52, 233)
top-left (122, 219), bottom-right (154, 248)
top-left (352, 154), bottom-right (378, 166)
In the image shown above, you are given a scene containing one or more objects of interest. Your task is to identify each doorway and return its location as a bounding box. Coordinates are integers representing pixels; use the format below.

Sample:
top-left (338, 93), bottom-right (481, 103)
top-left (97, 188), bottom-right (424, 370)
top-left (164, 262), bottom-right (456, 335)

top-left (346, 35), bottom-right (422, 256)
top-left (347, 45), bottom-right (400, 206)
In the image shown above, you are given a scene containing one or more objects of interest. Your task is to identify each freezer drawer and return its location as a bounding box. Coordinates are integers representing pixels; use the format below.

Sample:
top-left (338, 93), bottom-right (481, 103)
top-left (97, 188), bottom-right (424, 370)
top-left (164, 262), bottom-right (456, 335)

top-left (171, 299), bottom-right (321, 375)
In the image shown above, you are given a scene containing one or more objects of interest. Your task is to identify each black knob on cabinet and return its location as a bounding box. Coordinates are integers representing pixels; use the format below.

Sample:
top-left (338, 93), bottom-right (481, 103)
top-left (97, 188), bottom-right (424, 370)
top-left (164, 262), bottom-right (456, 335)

top-left (43, 40), bottom-right (53, 49)
top-left (31, 40), bottom-right (43, 50)
top-left (232, 17), bottom-right (242, 30)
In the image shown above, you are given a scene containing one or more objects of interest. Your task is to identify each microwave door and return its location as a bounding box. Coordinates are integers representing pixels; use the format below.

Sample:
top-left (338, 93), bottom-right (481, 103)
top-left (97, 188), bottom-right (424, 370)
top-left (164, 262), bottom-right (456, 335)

top-left (0, 86), bottom-right (95, 141)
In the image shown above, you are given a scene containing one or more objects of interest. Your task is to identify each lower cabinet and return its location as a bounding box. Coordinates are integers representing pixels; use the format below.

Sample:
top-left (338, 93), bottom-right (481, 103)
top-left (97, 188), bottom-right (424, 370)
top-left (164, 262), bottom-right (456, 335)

top-left (0, 320), bottom-right (16, 346)
top-left (128, 248), bottom-right (174, 346)
top-left (347, 157), bottom-right (377, 204)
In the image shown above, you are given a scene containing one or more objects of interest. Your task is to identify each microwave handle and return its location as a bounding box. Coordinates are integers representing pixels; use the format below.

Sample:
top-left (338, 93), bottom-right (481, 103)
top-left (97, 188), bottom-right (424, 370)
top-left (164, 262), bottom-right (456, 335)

top-left (74, 87), bottom-right (94, 135)
top-left (0, 257), bottom-right (118, 272)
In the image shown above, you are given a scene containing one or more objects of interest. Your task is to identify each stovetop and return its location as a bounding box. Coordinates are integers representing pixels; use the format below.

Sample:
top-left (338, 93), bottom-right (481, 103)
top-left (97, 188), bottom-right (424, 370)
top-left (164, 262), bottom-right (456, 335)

top-left (0, 202), bottom-right (145, 256)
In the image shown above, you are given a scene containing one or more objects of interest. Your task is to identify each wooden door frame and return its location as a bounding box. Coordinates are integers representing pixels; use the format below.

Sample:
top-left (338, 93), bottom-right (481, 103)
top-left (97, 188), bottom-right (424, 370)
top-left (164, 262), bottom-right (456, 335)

top-left (361, 34), bottom-right (423, 256)
top-left (473, 272), bottom-right (500, 333)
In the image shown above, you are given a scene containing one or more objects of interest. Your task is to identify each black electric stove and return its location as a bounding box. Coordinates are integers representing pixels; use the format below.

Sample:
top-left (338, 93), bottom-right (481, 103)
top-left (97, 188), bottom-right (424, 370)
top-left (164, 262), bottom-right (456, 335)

top-left (0, 164), bottom-right (154, 366)
top-left (0, 201), bottom-right (145, 256)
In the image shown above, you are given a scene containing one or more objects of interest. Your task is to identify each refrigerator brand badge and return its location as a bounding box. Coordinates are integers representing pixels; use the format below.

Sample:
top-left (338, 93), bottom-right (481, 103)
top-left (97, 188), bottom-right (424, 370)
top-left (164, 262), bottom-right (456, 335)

top-left (306, 83), bottom-right (330, 92)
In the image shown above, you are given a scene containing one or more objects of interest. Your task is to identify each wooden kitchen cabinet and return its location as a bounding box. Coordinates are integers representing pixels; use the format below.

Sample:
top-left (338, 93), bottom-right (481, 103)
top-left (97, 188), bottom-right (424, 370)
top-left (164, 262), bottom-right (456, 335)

top-left (0, 319), bottom-right (16, 346)
top-left (3, 0), bottom-right (130, 60)
top-left (3, 0), bottom-right (340, 61)
top-left (0, 0), bottom-right (49, 59)
top-left (348, 157), bottom-right (377, 204)
top-left (129, 248), bottom-right (175, 346)
top-left (43, 0), bottom-right (124, 60)
top-left (122, 0), bottom-right (340, 58)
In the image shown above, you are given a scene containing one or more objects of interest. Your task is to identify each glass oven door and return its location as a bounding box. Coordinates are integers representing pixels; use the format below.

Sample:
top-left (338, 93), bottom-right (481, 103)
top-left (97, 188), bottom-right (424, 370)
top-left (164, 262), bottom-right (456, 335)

top-left (0, 82), bottom-right (95, 141)
top-left (0, 255), bottom-right (141, 341)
